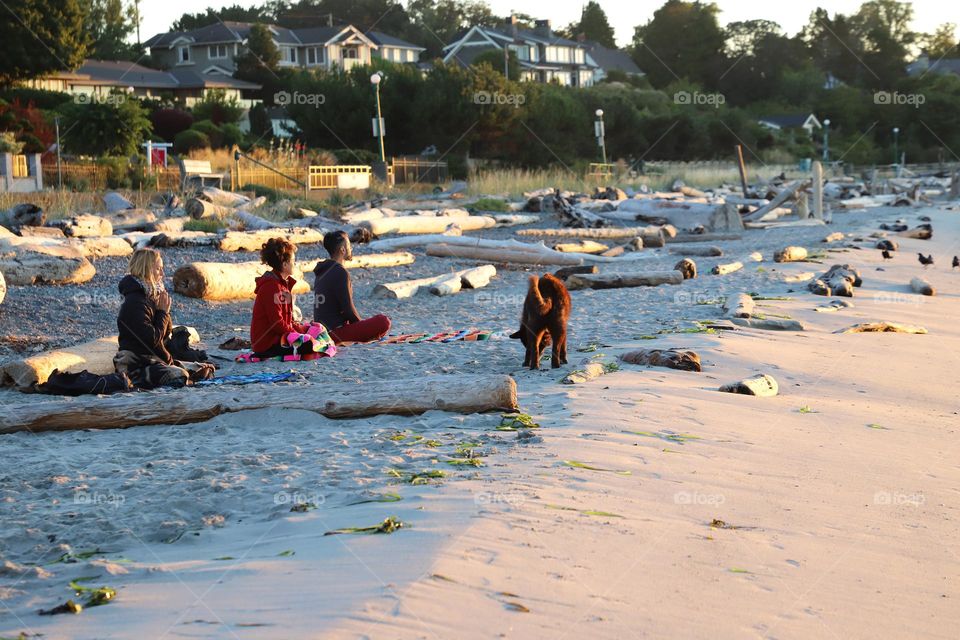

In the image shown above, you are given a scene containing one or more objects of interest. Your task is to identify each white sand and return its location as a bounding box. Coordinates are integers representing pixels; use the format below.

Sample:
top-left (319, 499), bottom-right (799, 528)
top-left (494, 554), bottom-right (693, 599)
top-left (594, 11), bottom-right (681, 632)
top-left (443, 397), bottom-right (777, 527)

top-left (2, 205), bottom-right (959, 637)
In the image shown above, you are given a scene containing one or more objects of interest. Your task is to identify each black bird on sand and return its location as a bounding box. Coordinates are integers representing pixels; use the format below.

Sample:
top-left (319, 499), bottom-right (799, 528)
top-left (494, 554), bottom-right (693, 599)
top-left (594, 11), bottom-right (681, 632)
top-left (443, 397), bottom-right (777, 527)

top-left (882, 249), bottom-right (893, 260)
top-left (918, 253), bottom-right (934, 268)
top-left (953, 256), bottom-right (959, 269)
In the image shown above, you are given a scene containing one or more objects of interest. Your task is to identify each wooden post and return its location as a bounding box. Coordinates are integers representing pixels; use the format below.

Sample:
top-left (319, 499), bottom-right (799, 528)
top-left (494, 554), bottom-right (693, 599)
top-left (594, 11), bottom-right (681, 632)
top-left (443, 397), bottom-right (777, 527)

top-left (232, 145), bottom-right (240, 191)
top-left (736, 144), bottom-right (748, 197)
top-left (812, 161), bottom-right (824, 220)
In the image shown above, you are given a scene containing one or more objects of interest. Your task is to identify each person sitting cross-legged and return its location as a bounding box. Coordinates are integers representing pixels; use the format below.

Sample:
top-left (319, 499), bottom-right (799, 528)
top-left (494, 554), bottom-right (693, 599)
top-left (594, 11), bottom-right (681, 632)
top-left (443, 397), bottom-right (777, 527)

top-left (312, 230), bottom-right (391, 344)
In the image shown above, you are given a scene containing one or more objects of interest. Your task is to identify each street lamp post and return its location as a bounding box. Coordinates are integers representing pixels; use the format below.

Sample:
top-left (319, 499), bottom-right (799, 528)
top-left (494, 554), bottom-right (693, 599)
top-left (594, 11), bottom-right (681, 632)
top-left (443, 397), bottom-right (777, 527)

top-left (822, 118), bottom-right (831, 163)
top-left (892, 126), bottom-right (900, 167)
top-left (370, 71), bottom-right (387, 182)
top-left (595, 109), bottom-right (607, 166)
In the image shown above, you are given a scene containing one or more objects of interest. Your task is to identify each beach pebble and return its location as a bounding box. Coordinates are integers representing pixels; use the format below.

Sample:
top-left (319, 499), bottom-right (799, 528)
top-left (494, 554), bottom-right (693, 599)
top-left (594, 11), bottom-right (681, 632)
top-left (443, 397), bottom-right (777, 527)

top-left (719, 374), bottom-right (779, 397)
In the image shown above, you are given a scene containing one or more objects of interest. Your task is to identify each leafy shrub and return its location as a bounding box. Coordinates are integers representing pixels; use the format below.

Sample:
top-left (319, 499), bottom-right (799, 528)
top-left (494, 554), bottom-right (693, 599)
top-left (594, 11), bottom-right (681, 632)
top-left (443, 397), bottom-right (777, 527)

top-left (173, 129), bottom-right (210, 154)
top-left (192, 90), bottom-right (244, 125)
top-left (150, 108), bottom-right (193, 142)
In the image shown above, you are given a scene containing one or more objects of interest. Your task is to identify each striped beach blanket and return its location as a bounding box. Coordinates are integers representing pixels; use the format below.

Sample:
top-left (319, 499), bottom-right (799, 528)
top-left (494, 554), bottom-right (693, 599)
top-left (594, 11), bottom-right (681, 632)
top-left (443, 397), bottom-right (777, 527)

top-left (376, 329), bottom-right (506, 344)
top-left (235, 322), bottom-right (337, 363)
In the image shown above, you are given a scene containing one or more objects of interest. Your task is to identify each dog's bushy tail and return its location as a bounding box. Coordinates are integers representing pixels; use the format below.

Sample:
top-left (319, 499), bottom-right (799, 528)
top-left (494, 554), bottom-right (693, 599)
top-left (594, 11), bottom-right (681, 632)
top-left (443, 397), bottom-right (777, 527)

top-left (528, 275), bottom-right (552, 315)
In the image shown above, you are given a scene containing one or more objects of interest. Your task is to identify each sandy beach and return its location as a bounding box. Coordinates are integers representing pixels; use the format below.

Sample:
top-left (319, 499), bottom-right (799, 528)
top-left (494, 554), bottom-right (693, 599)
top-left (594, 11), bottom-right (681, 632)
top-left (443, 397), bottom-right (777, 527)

top-left (1, 201), bottom-right (958, 638)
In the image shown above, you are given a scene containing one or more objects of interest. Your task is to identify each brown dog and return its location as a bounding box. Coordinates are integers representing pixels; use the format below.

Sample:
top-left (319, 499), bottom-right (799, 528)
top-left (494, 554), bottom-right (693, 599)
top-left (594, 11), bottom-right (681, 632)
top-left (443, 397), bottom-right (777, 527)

top-left (510, 274), bottom-right (571, 369)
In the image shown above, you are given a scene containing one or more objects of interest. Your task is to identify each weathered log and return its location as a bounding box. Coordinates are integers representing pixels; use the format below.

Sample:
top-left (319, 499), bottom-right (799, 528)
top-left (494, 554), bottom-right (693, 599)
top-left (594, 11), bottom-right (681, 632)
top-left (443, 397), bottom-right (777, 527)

top-left (50, 214), bottom-right (113, 237)
top-left (219, 228), bottom-right (326, 252)
top-left (18, 226), bottom-right (64, 238)
top-left (186, 198), bottom-right (233, 220)
top-left (0, 271), bottom-right (5, 305)
top-left (561, 361), bottom-right (608, 384)
top-left (719, 374), bottom-right (778, 397)
top-left (173, 262), bottom-right (311, 301)
top-left (822, 232), bottom-right (845, 243)
top-left (669, 245), bottom-right (722, 257)
top-left (72, 236), bottom-right (133, 259)
top-left (711, 261), bottom-right (743, 276)
top-left (373, 265), bottom-right (497, 299)
top-left (774, 246), bottom-right (808, 263)
top-left (674, 258), bottom-right (697, 279)
top-left (812, 161), bottom-right (824, 220)
top-left (516, 226), bottom-right (669, 240)
top-left (898, 225), bottom-right (932, 240)
top-left (553, 240), bottom-right (609, 254)
top-left (300, 252), bottom-right (415, 272)
top-left (1, 203), bottom-right (46, 231)
top-left (668, 233), bottom-right (742, 243)
top-left (910, 277), bottom-right (936, 296)
top-left (2, 336), bottom-right (118, 390)
top-left (835, 322), bottom-right (927, 334)
top-left (0, 238), bottom-right (96, 285)
top-left (200, 186), bottom-right (250, 208)
top-left (730, 317), bottom-right (805, 331)
top-left (427, 273), bottom-right (463, 296)
top-left (600, 245), bottom-right (625, 258)
top-left (565, 270), bottom-right (684, 290)
top-left (742, 181), bottom-right (809, 222)
top-left (426, 243), bottom-right (587, 266)
top-left (0, 374), bottom-right (519, 433)
top-left (233, 209), bottom-right (280, 231)
top-left (107, 209), bottom-right (158, 233)
top-left (620, 348), bottom-right (701, 372)
top-left (120, 231), bottom-right (219, 250)
top-left (427, 265), bottom-right (497, 296)
top-left (809, 264), bottom-right (862, 297)
top-left (361, 215), bottom-right (495, 236)
top-left (102, 191), bottom-right (135, 213)
top-left (723, 293), bottom-right (755, 318)
top-left (490, 213), bottom-right (539, 226)
top-left (554, 265), bottom-right (598, 280)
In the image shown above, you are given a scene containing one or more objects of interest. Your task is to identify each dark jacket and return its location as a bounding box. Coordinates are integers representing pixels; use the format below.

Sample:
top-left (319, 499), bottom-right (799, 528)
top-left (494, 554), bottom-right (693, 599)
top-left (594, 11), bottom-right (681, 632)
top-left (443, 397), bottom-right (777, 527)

top-left (312, 260), bottom-right (360, 330)
top-left (251, 270), bottom-right (304, 353)
top-left (117, 274), bottom-right (173, 363)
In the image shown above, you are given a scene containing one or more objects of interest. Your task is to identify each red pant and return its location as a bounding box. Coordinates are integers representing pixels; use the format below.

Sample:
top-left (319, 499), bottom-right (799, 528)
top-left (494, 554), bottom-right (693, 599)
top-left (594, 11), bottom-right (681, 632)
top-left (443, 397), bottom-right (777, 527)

top-left (329, 315), bottom-right (391, 344)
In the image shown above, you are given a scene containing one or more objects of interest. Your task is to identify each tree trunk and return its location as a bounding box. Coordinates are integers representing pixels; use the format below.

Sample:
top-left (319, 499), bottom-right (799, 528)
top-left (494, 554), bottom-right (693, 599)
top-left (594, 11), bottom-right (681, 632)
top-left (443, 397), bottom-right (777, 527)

top-left (669, 245), bottom-right (722, 257)
top-left (711, 261), bottom-right (743, 275)
top-left (200, 186), bottom-right (250, 208)
top-left (51, 214), bottom-right (113, 237)
top-left (742, 181), bottom-right (809, 222)
top-left (517, 225), bottom-right (669, 240)
top-left (565, 270), bottom-right (684, 290)
top-left (106, 209), bottom-right (158, 233)
top-left (73, 237), bottom-right (133, 259)
top-left (186, 198), bottom-right (233, 220)
top-left (620, 348), bottom-right (701, 371)
top-left (219, 228), bottom-right (327, 252)
top-left (373, 265), bottom-right (497, 299)
top-left (723, 293), bottom-right (755, 318)
top-left (426, 243), bottom-right (589, 266)
top-left (0, 374), bottom-right (519, 434)
top-left (2, 336), bottom-right (119, 390)
top-left (553, 240), bottom-right (609, 254)
top-left (360, 215), bottom-right (496, 236)
top-left (299, 251), bottom-right (416, 272)
top-left (173, 261), bottom-right (311, 301)
top-left (910, 277), bottom-right (935, 296)
top-left (0, 238), bottom-right (96, 285)
top-left (119, 231), bottom-right (219, 250)
top-left (774, 246), bottom-right (808, 263)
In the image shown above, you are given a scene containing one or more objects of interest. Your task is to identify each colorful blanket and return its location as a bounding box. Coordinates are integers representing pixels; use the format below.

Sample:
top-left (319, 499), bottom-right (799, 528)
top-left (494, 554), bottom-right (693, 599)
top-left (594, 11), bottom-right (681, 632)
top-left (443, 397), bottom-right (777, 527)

top-left (235, 322), bottom-right (337, 363)
top-left (195, 372), bottom-right (296, 386)
top-left (376, 329), bottom-right (505, 344)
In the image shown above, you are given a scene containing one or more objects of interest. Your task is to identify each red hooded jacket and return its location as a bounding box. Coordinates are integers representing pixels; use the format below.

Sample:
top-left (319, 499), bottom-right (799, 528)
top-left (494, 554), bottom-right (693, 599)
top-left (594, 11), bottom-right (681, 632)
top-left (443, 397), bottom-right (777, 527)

top-left (251, 271), bottom-right (305, 353)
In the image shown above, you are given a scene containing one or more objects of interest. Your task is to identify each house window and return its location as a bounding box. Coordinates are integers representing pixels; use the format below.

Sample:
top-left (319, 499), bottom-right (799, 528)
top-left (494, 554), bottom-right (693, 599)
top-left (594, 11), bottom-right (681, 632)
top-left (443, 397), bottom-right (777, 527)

top-left (208, 44), bottom-right (228, 59)
top-left (306, 47), bottom-right (324, 65)
top-left (279, 46), bottom-right (297, 64)
top-left (342, 47), bottom-right (359, 59)
top-left (574, 49), bottom-right (584, 64)
top-left (178, 46), bottom-right (191, 64)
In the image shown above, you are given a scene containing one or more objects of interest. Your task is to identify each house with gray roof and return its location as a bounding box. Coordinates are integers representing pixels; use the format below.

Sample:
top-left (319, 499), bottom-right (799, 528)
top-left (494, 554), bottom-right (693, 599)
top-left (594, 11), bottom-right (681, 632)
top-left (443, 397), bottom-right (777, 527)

top-left (580, 39), bottom-right (644, 84)
top-left (907, 55), bottom-right (960, 78)
top-left (442, 17), bottom-right (599, 86)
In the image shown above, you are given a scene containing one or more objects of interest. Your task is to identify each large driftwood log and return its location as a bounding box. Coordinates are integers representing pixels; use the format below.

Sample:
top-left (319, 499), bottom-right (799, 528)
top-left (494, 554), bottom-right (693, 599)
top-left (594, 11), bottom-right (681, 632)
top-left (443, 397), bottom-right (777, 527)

top-left (106, 209), bottom-right (158, 233)
top-left (426, 242), bottom-right (591, 266)
top-left (835, 322), bottom-right (927, 334)
top-left (186, 198), bottom-right (233, 220)
top-left (723, 293), bottom-right (755, 318)
top-left (200, 186), bottom-right (250, 208)
top-left (730, 317), bottom-right (805, 331)
top-left (674, 258), bottom-right (697, 279)
top-left (808, 264), bottom-right (862, 297)
top-left (910, 277), bottom-right (936, 296)
top-left (299, 252), bottom-right (416, 272)
top-left (361, 215), bottom-right (496, 236)
top-left (553, 240), bottom-right (610, 254)
top-left (620, 348), bottom-right (701, 372)
top-left (565, 270), bottom-right (684, 290)
top-left (1, 204), bottom-right (46, 231)
top-left (554, 265), bottom-right (598, 280)
top-left (219, 228), bottom-right (327, 252)
top-left (668, 232), bottom-right (742, 243)
top-left (373, 265), bottom-right (497, 299)
top-left (2, 336), bottom-right (118, 389)
top-left (0, 238), bottom-right (96, 285)
top-left (711, 261), bottom-right (743, 276)
top-left (50, 214), bottom-right (113, 237)
top-left (898, 224), bottom-right (933, 240)
top-left (517, 226), bottom-right (670, 240)
top-left (73, 237), bottom-right (133, 259)
top-left (0, 374), bottom-right (519, 434)
top-left (119, 231), bottom-right (219, 250)
top-left (173, 262), bottom-right (311, 301)
top-left (669, 245), bottom-right (722, 257)
top-left (365, 231), bottom-right (463, 251)
top-left (774, 246), bottom-right (808, 263)
top-left (742, 181), bottom-right (809, 222)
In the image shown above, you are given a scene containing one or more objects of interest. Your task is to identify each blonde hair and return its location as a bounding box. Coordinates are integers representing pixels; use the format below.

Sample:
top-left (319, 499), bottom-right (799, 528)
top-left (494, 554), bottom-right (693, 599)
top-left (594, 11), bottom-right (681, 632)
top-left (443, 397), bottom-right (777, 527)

top-left (128, 248), bottom-right (162, 283)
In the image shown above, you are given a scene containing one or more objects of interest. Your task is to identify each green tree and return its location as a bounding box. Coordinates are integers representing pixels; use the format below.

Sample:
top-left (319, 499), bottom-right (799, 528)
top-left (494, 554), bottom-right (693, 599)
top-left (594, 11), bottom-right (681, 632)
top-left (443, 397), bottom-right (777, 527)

top-left (235, 23), bottom-right (285, 103)
top-left (58, 92), bottom-right (152, 156)
top-left (472, 49), bottom-right (519, 80)
top-left (405, 0), bottom-right (497, 58)
top-left (573, 1), bottom-right (616, 48)
top-left (631, 1), bottom-right (726, 89)
top-left (851, 0), bottom-right (915, 87)
top-left (87, 0), bottom-right (138, 60)
top-left (278, 0), bottom-right (410, 34)
top-left (0, 0), bottom-right (89, 87)
top-left (172, 4), bottom-right (275, 31)
top-left (920, 23), bottom-right (957, 59)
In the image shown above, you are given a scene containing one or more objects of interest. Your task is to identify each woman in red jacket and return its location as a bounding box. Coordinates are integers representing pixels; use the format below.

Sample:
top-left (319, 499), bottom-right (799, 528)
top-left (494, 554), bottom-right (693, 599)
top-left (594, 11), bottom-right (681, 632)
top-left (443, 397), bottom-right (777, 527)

top-left (250, 238), bottom-right (335, 359)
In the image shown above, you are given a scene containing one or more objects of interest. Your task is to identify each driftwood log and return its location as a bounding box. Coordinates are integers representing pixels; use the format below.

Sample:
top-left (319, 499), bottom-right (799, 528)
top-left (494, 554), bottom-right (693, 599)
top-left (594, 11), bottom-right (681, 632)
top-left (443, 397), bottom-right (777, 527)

top-left (723, 293), bottom-right (755, 318)
top-left (106, 209), bottom-right (159, 233)
top-left (173, 262), bottom-right (311, 301)
top-left (619, 348), bottom-right (701, 372)
top-left (219, 228), bottom-right (327, 252)
top-left (669, 245), bottom-right (722, 257)
top-left (774, 246), bottom-right (808, 263)
top-left (910, 277), bottom-right (936, 296)
top-left (299, 252), bottom-right (415, 272)
top-left (674, 258), bottom-right (697, 279)
top-left (0, 271), bottom-right (5, 305)
top-left (730, 317), bottom-right (805, 331)
top-left (719, 374), bottom-right (779, 397)
top-left (517, 226), bottom-right (669, 240)
top-left (373, 265), bottom-right (497, 299)
top-left (50, 214), bottom-right (113, 237)
top-left (360, 215), bottom-right (495, 236)
top-left (426, 242), bottom-right (590, 266)
top-left (565, 270), bottom-right (684, 290)
top-left (0, 238), bottom-right (96, 285)
top-left (742, 181), bottom-right (808, 222)
top-left (711, 261), bottom-right (743, 276)
top-left (554, 265), bottom-right (598, 280)
top-left (808, 264), bottom-right (862, 297)
top-left (2, 336), bottom-right (118, 390)
top-left (0, 374), bottom-right (520, 434)
top-left (553, 240), bottom-right (609, 254)
top-left (1, 203), bottom-right (46, 231)
top-left (120, 231), bottom-right (219, 250)
top-left (835, 322), bottom-right (927, 334)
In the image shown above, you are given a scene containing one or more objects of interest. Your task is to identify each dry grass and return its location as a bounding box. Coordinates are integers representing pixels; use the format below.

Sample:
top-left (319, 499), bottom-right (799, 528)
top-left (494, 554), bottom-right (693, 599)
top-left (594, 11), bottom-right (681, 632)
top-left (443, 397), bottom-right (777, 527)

top-left (0, 189), bottom-right (155, 220)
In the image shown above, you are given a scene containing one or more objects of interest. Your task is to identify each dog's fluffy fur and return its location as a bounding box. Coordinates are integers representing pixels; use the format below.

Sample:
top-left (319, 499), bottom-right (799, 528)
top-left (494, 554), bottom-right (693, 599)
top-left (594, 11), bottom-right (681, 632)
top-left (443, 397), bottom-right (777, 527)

top-left (510, 274), bottom-right (571, 369)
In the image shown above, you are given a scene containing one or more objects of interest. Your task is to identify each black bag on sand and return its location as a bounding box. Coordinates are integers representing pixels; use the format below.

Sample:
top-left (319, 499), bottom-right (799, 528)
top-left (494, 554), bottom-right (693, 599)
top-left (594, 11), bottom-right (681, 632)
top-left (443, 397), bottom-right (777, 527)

top-left (165, 326), bottom-right (208, 362)
top-left (38, 369), bottom-right (133, 396)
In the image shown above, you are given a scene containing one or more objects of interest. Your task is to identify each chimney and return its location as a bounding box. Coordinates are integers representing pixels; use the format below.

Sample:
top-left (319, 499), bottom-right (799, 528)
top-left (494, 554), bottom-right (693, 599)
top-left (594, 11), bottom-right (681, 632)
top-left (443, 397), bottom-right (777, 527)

top-left (505, 14), bottom-right (519, 39)
top-left (534, 19), bottom-right (552, 38)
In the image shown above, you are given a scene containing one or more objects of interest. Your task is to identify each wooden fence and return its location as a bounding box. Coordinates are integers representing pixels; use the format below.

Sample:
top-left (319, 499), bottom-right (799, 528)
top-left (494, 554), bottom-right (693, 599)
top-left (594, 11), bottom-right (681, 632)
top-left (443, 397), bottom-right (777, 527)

top-left (391, 157), bottom-right (448, 185)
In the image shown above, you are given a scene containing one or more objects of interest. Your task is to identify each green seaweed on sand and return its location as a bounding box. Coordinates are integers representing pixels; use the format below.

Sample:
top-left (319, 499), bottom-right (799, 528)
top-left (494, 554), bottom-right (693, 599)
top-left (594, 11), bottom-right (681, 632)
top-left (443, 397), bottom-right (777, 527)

top-left (577, 342), bottom-right (601, 352)
top-left (290, 502), bottom-right (317, 512)
top-left (636, 334), bottom-right (659, 340)
top-left (49, 548), bottom-right (117, 565)
top-left (324, 516), bottom-right (406, 536)
top-left (213, 556), bottom-right (235, 561)
top-left (84, 587), bottom-right (116, 607)
top-left (624, 429), bottom-right (701, 445)
top-left (386, 468), bottom-right (447, 484)
top-left (867, 423), bottom-right (891, 430)
top-left (277, 550), bottom-right (295, 557)
top-left (603, 362), bottom-right (621, 373)
top-left (545, 504), bottom-right (624, 518)
top-left (446, 458), bottom-right (484, 467)
top-left (562, 460), bottom-right (631, 475)
top-left (710, 519), bottom-right (738, 529)
top-left (750, 294), bottom-right (793, 301)
top-left (498, 413), bottom-right (540, 431)
top-left (798, 405), bottom-right (817, 414)
top-left (38, 600), bottom-right (83, 616)
top-left (728, 567), bottom-right (752, 574)
top-left (67, 576), bottom-right (99, 591)
top-left (504, 601), bottom-right (530, 613)
top-left (347, 492), bottom-right (403, 506)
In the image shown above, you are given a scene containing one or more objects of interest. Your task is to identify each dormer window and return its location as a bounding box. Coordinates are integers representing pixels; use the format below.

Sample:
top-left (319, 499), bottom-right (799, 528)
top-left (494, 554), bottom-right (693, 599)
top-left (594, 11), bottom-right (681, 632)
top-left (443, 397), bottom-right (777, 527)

top-left (209, 44), bottom-right (228, 59)
top-left (178, 46), bottom-right (191, 64)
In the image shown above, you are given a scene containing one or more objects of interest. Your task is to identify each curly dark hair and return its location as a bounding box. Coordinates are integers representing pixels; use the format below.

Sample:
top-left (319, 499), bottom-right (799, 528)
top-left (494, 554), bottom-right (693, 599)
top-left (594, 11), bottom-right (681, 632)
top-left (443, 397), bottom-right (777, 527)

top-left (260, 237), bottom-right (296, 271)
